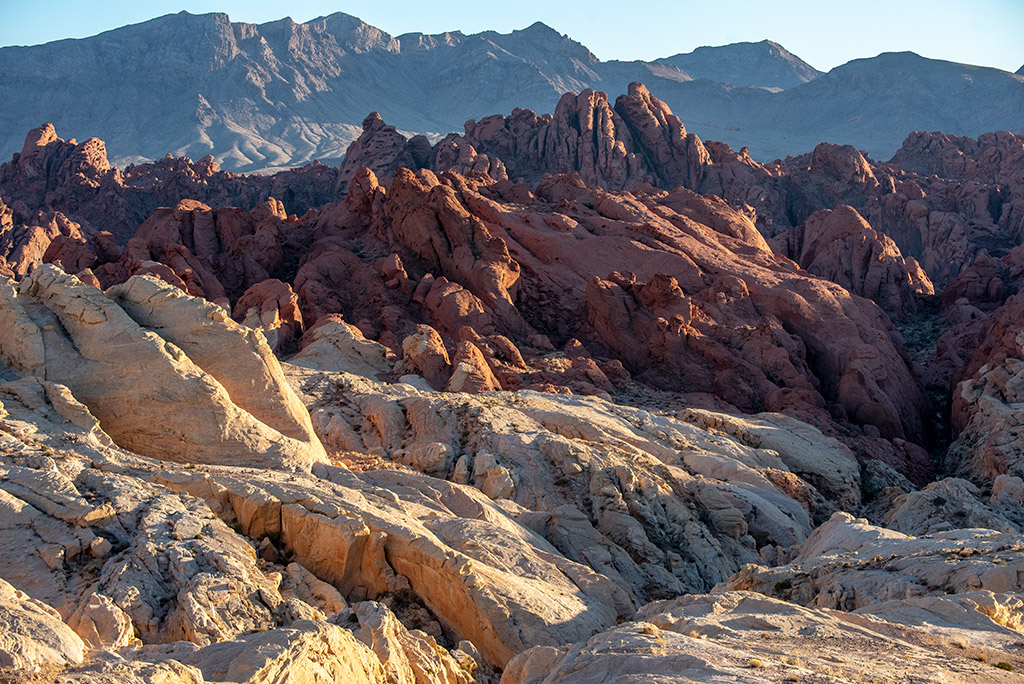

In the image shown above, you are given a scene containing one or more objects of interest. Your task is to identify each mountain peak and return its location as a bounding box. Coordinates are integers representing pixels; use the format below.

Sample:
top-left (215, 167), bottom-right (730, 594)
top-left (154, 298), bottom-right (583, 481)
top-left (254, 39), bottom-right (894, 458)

top-left (475, 21), bottom-right (598, 66)
top-left (520, 21), bottom-right (560, 36)
top-left (656, 40), bottom-right (820, 90)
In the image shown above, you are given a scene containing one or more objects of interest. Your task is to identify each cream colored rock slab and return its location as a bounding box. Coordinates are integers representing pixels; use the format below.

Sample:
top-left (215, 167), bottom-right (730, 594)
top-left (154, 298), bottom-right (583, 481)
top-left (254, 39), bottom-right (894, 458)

top-left (289, 319), bottom-right (393, 378)
top-left (502, 591), bottom-right (1023, 683)
top-left (0, 577), bottom-right (84, 670)
top-left (1, 266), bottom-right (326, 470)
top-left (681, 408), bottom-right (861, 508)
top-left (183, 619), bottom-right (387, 683)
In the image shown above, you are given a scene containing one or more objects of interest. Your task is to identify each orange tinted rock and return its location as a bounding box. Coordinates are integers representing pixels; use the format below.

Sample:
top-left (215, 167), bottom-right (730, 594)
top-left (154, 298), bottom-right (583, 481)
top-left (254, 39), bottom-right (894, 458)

top-left (234, 279), bottom-right (304, 352)
top-left (782, 205), bottom-right (928, 318)
top-left (447, 341), bottom-right (502, 393)
top-left (401, 325), bottom-right (452, 389)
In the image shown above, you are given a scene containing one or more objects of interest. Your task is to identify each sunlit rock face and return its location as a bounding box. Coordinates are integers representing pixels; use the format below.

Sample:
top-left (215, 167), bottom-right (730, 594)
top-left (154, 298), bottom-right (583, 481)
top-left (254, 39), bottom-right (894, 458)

top-left (1, 40), bottom-right (1024, 681)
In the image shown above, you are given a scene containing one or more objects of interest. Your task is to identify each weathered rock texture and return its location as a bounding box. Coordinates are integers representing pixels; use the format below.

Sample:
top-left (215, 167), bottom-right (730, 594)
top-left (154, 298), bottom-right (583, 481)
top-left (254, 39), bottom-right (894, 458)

top-left (0, 371), bottom-right (482, 682)
top-left (725, 512), bottom-right (1024, 608)
top-left (0, 266), bottom-right (326, 469)
top-left (2, 119), bottom-right (939, 462)
top-left (0, 124), bottom-right (340, 242)
top-left (0, 253), bottom-right (1020, 682)
top-left (503, 591), bottom-right (1021, 683)
top-left (944, 291), bottom-right (1024, 485)
top-left (778, 205), bottom-right (931, 318)
top-left (1, 69), bottom-right (1023, 684)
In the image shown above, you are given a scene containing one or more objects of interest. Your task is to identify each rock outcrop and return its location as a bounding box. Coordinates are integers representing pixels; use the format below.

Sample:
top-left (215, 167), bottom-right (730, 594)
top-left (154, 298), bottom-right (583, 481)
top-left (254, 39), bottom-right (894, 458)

top-left (503, 591), bottom-right (1020, 683)
top-left (0, 266), bottom-right (326, 469)
top-left (233, 278), bottom-right (304, 353)
top-left (0, 371), bottom-right (481, 682)
top-left (337, 113), bottom-right (433, 194)
top-left (7, 119), bottom-right (939, 458)
top-left (944, 291), bottom-right (1024, 485)
top-left (0, 577), bottom-right (85, 671)
top-left (3, 74), bottom-right (1024, 684)
top-left (779, 205), bottom-right (932, 318)
top-left (0, 244), bottom-right (1020, 681)
top-left (725, 512), bottom-right (1024, 608)
top-left (0, 124), bottom-right (340, 242)
top-left (451, 84), bottom-right (709, 191)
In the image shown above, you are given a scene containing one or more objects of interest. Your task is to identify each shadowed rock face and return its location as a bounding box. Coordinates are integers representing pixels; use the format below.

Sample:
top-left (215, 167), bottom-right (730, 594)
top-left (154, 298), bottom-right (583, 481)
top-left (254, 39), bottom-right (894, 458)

top-left (0, 276), bottom-right (883, 672)
top-left (778, 205), bottom-right (932, 319)
top-left (54, 163), bottom-right (928, 447)
top-left (4, 105), bottom-right (960, 460)
top-left (0, 123), bottom-right (341, 242)
top-left (438, 84), bottom-right (711, 193)
top-left (2, 88), bottom-right (1020, 303)
top-left (943, 291), bottom-right (1024, 486)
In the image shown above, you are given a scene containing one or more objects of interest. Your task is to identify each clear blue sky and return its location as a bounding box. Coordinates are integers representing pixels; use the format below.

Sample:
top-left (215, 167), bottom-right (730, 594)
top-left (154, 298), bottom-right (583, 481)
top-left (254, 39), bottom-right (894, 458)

top-left (0, 0), bottom-right (1021, 72)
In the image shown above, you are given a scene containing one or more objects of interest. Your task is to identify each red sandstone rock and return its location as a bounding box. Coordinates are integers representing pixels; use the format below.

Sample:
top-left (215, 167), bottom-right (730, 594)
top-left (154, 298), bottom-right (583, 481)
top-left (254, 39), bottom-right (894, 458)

top-left (0, 208), bottom-right (93, 278)
top-left (1, 112), bottom-right (965, 463)
top-left (401, 325), bottom-right (452, 389)
top-left (447, 341), bottom-right (502, 393)
top-left (945, 291), bottom-right (1024, 484)
top-left (780, 205), bottom-right (931, 318)
top-left (234, 279), bottom-right (304, 352)
top-left (336, 113), bottom-right (432, 195)
top-left (0, 124), bottom-right (339, 243)
top-left (613, 83), bottom-right (710, 190)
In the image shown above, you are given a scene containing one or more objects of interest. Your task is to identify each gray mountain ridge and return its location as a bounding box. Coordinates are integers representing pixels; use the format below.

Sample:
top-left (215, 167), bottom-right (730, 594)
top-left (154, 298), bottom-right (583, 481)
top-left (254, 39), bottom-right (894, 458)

top-left (655, 39), bottom-right (822, 90)
top-left (0, 10), bottom-right (1021, 173)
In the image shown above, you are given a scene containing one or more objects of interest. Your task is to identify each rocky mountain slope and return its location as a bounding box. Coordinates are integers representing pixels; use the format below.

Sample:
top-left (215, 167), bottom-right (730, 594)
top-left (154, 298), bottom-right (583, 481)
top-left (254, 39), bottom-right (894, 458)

top-left (1, 12), bottom-right (1021, 172)
top-left (1, 79), bottom-right (1024, 681)
top-left (655, 39), bottom-right (822, 89)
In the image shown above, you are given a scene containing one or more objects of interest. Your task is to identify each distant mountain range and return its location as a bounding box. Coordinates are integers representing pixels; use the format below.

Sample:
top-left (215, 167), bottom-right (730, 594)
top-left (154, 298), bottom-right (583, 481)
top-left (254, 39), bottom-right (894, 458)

top-left (655, 40), bottom-right (821, 90)
top-left (0, 11), bottom-right (1021, 172)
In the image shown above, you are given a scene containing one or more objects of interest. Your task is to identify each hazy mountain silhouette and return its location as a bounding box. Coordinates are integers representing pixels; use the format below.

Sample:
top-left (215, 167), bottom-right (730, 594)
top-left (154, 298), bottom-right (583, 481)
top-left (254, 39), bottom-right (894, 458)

top-left (1, 11), bottom-right (1020, 171)
top-left (655, 40), bottom-right (821, 90)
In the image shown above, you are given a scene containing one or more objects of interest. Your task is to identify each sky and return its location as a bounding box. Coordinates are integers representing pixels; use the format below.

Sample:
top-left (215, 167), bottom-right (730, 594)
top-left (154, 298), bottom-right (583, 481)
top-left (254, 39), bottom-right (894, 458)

top-left (0, 0), bottom-right (1021, 73)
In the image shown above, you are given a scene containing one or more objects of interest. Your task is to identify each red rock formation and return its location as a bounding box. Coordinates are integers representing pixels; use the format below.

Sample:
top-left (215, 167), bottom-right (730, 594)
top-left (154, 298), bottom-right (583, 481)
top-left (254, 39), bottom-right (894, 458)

top-left (336, 113), bottom-right (432, 194)
top-left (945, 291), bottom-right (1024, 484)
top-left (453, 84), bottom-right (709, 191)
top-left (96, 198), bottom-right (298, 301)
top-left (447, 341), bottom-right (502, 393)
top-left (692, 132), bottom-right (1023, 292)
top-left (0, 204), bottom-right (96, 279)
top-left (613, 83), bottom-right (710, 190)
top-left (779, 205), bottom-right (931, 318)
top-left (891, 130), bottom-right (1024, 186)
top-left (0, 124), bottom-right (339, 242)
top-left (378, 169), bottom-right (927, 442)
top-left (400, 325), bottom-right (452, 389)
top-left (11, 105), bottom-right (995, 466)
top-left (41, 154), bottom-right (927, 448)
top-left (234, 279), bottom-right (305, 352)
